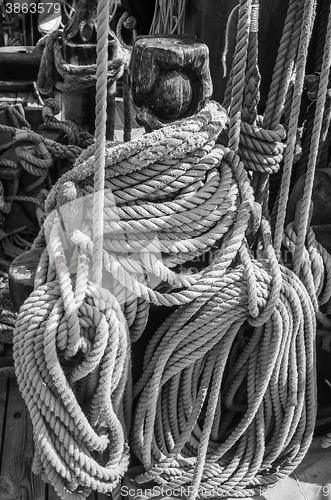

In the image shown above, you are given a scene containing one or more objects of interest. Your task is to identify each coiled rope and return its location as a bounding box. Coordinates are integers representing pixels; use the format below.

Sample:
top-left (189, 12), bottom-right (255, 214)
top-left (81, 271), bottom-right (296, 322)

top-left (280, 0), bottom-right (331, 449)
top-left (13, 0), bottom-right (131, 498)
top-left (12, 0), bottom-right (325, 499)
top-left (14, 99), bottom-right (229, 499)
top-left (127, 0), bottom-right (317, 497)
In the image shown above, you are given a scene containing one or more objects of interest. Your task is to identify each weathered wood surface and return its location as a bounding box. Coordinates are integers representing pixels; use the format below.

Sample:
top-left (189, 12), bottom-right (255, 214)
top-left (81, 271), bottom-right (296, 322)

top-left (184, 0), bottom-right (290, 109)
top-left (0, 47), bottom-right (41, 82)
top-left (130, 34), bottom-right (213, 129)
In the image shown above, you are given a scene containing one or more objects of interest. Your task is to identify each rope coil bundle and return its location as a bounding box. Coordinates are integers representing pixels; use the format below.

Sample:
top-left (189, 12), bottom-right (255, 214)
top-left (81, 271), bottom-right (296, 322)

top-left (13, 101), bottom-right (235, 499)
top-left (0, 99), bottom-right (96, 263)
top-left (14, 0), bottom-right (133, 497)
top-left (14, 95), bottom-right (317, 498)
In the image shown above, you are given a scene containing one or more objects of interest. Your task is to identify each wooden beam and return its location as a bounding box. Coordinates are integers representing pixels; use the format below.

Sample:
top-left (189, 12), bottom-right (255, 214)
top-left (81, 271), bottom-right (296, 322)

top-left (0, 380), bottom-right (46, 499)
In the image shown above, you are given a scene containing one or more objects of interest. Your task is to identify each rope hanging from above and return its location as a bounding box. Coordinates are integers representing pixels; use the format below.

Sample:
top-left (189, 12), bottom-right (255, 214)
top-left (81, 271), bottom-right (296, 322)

top-left (13, 0), bottom-right (132, 497)
top-left (10, 0), bottom-right (329, 498)
top-left (36, 29), bottom-right (131, 95)
top-left (14, 100), bottom-right (230, 500)
top-left (280, 0), bottom-right (331, 448)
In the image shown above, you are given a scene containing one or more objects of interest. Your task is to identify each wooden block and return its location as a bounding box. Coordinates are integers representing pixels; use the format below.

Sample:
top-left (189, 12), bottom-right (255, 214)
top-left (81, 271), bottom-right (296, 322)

top-left (131, 35), bottom-right (213, 126)
top-left (8, 247), bottom-right (44, 312)
top-left (61, 89), bottom-right (96, 135)
top-left (0, 379), bottom-right (46, 499)
top-left (24, 107), bottom-right (43, 128)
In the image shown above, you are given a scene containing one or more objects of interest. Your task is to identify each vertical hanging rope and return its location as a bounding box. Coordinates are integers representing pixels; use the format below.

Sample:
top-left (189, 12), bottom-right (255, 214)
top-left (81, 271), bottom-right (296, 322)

top-left (242, 0), bottom-right (260, 125)
top-left (228, 0), bottom-right (252, 152)
top-left (92, 0), bottom-right (109, 285)
top-left (272, 0), bottom-right (317, 259)
top-left (263, 0), bottom-right (304, 131)
top-left (293, 0), bottom-right (331, 274)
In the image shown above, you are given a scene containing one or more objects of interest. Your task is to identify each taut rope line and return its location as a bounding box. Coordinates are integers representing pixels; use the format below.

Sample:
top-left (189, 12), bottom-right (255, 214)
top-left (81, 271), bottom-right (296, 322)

top-left (11, 0), bottom-right (331, 498)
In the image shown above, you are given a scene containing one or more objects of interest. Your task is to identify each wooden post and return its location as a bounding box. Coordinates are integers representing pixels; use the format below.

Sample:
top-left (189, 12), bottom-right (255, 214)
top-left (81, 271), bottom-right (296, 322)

top-left (60, 0), bottom-right (117, 137)
top-left (130, 34), bottom-right (213, 131)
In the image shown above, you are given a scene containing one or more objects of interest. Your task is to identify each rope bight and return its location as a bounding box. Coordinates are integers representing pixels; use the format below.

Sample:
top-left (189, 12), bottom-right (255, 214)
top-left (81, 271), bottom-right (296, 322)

top-left (11, 0), bottom-right (331, 498)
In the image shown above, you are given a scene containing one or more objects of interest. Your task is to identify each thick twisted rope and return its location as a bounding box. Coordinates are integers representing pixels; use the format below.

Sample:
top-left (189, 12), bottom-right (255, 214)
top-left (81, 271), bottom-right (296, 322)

top-left (227, 0), bottom-right (252, 153)
top-left (131, 257), bottom-right (316, 499)
top-left (14, 80), bottom-right (318, 500)
top-left (37, 30), bottom-right (131, 94)
top-left (293, 3), bottom-right (331, 274)
top-left (14, 102), bottom-right (229, 498)
top-left (13, 224), bottom-right (131, 499)
top-left (13, 0), bottom-right (132, 498)
top-left (92, 0), bottom-right (109, 286)
top-left (116, 11), bottom-right (137, 50)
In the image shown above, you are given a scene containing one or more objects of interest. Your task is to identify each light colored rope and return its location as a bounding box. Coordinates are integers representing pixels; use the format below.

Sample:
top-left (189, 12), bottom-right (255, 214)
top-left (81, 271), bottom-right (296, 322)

top-left (92, 0), bottom-right (109, 286)
top-left (272, 0), bottom-right (317, 258)
top-left (293, 2), bottom-right (331, 274)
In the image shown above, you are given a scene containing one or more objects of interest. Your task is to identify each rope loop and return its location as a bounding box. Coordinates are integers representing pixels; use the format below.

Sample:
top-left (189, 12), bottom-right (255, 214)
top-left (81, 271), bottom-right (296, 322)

top-left (239, 117), bottom-right (286, 173)
top-left (15, 130), bottom-right (53, 176)
top-left (37, 30), bottom-right (131, 94)
top-left (116, 11), bottom-right (138, 50)
top-left (42, 97), bottom-right (81, 145)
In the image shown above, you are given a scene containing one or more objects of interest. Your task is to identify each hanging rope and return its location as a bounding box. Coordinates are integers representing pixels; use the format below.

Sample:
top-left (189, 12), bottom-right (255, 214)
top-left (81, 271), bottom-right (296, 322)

top-left (149, 0), bottom-right (187, 35)
top-left (92, 0), bottom-right (109, 286)
top-left (116, 11), bottom-right (138, 50)
top-left (37, 29), bottom-right (130, 95)
top-left (13, 0), bottom-right (131, 498)
top-left (10, 0), bottom-right (328, 498)
top-left (292, 1), bottom-right (331, 275)
top-left (276, 0), bottom-right (331, 449)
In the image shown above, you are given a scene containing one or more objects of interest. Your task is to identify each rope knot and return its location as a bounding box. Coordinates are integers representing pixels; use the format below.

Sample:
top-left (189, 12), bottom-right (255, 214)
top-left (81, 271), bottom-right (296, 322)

top-left (15, 131), bottom-right (53, 191)
top-left (239, 118), bottom-right (286, 174)
top-left (42, 97), bottom-right (61, 119)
